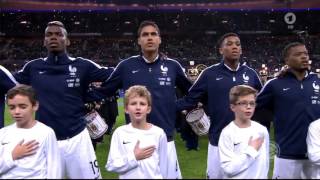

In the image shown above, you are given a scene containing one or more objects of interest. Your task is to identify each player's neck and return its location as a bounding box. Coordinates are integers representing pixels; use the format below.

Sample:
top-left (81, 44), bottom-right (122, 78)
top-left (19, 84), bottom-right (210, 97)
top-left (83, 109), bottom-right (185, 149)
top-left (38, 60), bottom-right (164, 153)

top-left (291, 69), bottom-right (307, 81)
top-left (233, 118), bottom-right (251, 128)
top-left (131, 121), bottom-right (151, 130)
top-left (142, 51), bottom-right (158, 63)
top-left (224, 59), bottom-right (239, 71)
top-left (17, 119), bottom-right (37, 129)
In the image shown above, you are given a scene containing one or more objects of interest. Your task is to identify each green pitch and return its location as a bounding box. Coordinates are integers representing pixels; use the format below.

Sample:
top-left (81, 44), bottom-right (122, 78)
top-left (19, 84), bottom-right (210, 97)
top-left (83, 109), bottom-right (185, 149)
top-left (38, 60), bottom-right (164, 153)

top-left (4, 98), bottom-right (274, 178)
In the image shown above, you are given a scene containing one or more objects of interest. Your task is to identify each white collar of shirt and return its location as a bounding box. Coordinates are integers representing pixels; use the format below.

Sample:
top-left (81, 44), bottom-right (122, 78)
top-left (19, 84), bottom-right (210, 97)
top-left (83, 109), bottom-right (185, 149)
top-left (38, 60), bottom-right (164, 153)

top-left (142, 55), bottom-right (159, 64)
top-left (224, 62), bottom-right (240, 72)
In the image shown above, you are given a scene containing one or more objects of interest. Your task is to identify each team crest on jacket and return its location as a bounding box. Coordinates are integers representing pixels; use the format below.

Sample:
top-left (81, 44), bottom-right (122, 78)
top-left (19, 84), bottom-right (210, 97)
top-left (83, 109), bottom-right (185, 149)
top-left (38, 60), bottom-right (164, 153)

top-left (313, 81), bottom-right (319, 94)
top-left (242, 72), bottom-right (249, 83)
top-left (67, 65), bottom-right (80, 88)
top-left (69, 65), bottom-right (77, 77)
top-left (160, 65), bottom-right (168, 76)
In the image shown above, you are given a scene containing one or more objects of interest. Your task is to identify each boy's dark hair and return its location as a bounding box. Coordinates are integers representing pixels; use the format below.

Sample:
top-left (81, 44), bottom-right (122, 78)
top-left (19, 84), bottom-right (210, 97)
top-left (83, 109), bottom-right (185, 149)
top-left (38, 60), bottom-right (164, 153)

top-left (137, 20), bottom-right (160, 37)
top-left (6, 85), bottom-right (38, 106)
top-left (281, 42), bottom-right (305, 61)
top-left (229, 85), bottom-right (257, 105)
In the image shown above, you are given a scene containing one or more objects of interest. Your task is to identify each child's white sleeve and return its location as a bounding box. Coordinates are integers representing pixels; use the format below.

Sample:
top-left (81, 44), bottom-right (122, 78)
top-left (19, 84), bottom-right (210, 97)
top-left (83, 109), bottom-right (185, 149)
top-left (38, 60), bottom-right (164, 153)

top-left (264, 128), bottom-right (270, 178)
top-left (0, 146), bottom-right (15, 174)
top-left (0, 129), bottom-right (15, 174)
top-left (158, 131), bottom-right (168, 178)
top-left (219, 129), bottom-right (258, 177)
top-left (105, 129), bottom-right (138, 174)
top-left (307, 122), bottom-right (320, 165)
top-left (45, 129), bottom-right (62, 179)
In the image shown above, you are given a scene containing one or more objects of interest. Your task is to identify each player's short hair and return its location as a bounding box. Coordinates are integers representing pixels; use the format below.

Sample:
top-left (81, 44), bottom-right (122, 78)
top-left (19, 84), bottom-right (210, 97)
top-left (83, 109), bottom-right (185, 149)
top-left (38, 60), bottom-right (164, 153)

top-left (137, 20), bottom-right (160, 37)
top-left (216, 32), bottom-right (240, 48)
top-left (46, 21), bottom-right (68, 36)
top-left (281, 42), bottom-right (306, 61)
top-left (229, 85), bottom-right (257, 105)
top-left (6, 85), bottom-right (38, 106)
top-left (124, 85), bottom-right (152, 107)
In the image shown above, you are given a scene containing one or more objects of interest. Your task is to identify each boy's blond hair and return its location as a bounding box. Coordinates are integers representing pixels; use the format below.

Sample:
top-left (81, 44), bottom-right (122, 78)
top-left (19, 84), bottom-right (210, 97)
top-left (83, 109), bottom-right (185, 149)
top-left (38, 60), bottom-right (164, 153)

top-left (124, 85), bottom-right (152, 107)
top-left (229, 85), bottom-right (257, 105)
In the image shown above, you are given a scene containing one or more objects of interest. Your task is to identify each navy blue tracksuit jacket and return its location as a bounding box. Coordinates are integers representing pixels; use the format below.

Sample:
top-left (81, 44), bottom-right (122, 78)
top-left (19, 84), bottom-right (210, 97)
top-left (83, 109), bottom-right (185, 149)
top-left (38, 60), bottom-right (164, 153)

top-left (99, 55), bottom-right (192, 137)
top-left (14, 53), bottom-right (113, 140)
top-left (256, 71), bottom-right (320, 159)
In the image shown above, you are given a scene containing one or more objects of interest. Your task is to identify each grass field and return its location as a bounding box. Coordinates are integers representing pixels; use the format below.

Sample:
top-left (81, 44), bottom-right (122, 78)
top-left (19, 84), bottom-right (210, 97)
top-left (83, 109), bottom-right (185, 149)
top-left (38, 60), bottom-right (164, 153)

top-left (4, 98), bottom-right (274, 178)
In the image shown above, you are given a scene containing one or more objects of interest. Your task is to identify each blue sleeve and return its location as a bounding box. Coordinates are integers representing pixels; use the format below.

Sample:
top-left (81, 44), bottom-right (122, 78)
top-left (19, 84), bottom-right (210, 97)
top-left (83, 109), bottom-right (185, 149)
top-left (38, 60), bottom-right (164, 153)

top-left (254, 73), bottom-right (263, 92)
top-left (175, 62), bottom-right (192, 94)
top-left (176, 70), bottom-right (207, 111)
top-left (0, 66), bottom-right (17, 93)
top-left (96, 62), bottom-right (123, 98)
top-left (256, 80), bottom-right (274, 111)
top-left (13, 62), bottom-right (31, 85)
top-left (86, 60), bottom-right (114, 82)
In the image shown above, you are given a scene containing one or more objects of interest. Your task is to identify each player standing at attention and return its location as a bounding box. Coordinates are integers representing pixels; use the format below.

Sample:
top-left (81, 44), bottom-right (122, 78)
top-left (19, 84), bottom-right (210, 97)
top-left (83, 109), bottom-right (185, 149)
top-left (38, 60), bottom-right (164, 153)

top-left (13, 21), bottom-right (113, 179)
top-left (255, 42), bottom-right (320, 178)
top-left (0, 85), bottom-right (61, 179)
top-left (177, 32), bottom-right (262, 178)
top-left (97, 20), bottom-right (192, 179)
top-left (219, 85), bottom-right (269, 179)
top-left (106, 85), bottom-right (168, 179)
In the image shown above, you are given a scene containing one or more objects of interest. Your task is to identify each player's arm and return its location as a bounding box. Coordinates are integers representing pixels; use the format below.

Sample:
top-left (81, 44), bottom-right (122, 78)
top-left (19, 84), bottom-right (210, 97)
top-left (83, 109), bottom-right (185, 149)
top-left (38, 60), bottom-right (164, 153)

top-left (105, 129), bottom-right (139, 174)
top-left (92, 62), bottom-right (123, 100)
top-left (253, 79), bottom-right (275, 126)
top-left (86, 59), bottom-right (114, 82)
top-left (175, 62), bottom-right (192, 95)
top-left (0, 65), bottom-right (18, 92)
top-left (158, 131), bottom-right (168, 178)
top-left (218, 129), bottom-right (261, 177)
top-left (252, 71), bottom-right (263, 92)
top-left (45, 129), bottom-right (62, 179)
top-left (13, 61), bottom-right (32, 85)
top-left (176, 69), bottom-right (208, 111)
top-left (307, 121), bottom-right (320, 165)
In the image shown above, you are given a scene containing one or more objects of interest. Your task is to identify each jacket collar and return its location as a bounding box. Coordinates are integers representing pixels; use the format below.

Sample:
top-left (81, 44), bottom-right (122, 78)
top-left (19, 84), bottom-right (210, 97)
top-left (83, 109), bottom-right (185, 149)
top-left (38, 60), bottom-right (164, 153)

top-left (141, 54), bottom-right (160, 64)
top-left (45, 52), bottom-right (75, 65)
top-left (219, 60), bottom-right (242, 72)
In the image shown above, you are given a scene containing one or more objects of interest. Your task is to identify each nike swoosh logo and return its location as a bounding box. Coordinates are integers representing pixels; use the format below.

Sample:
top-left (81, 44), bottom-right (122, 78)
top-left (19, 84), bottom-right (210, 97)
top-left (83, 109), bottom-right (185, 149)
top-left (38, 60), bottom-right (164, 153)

top-left (283, 88), bottom-right (290, 91)
top-left (132, 70), bottom-right (139, 74)
top-left (234, 143), bottom-right (240, 146)
top-left (1, 142), bottom-right (9, 145)
top-left (216, 77), bottom-right (223, 81)
top-left (123, 141), bottom-right (131, 144)
top-left (39, 71), bottom-right (46, 74)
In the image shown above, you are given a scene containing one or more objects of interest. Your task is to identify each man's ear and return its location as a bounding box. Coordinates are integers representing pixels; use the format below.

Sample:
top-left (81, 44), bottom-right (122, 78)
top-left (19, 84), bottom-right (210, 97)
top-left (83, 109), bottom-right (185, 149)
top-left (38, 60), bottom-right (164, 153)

top-left (230, 104), bottom-right (236, 112)
top-left (33, 101), bottom-right (39, 111)
top-left (219, 47), bottom-right (223, 55)
top-left (66, 38), bottom-right (71, 46)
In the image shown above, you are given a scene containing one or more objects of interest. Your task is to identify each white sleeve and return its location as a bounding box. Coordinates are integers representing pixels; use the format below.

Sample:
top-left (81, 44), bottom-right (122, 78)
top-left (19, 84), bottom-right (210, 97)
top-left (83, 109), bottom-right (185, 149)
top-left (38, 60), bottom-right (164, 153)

top-left (263, 128), bottom-right (270, 177)
top-left (219, 130), bottom-right (259, 177)
top-left (105, 129), bottom-right (138, 174)
top-left (158, 132), bottom-right (168, 178)
top-left (0, 128), bottom-right (16, 174)
top-left (307, 122), bottom-right (320, 165)
top-left (45, 129), bottom-right (62, 179)
top-left (0, 146), bottom-right (16, 174)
